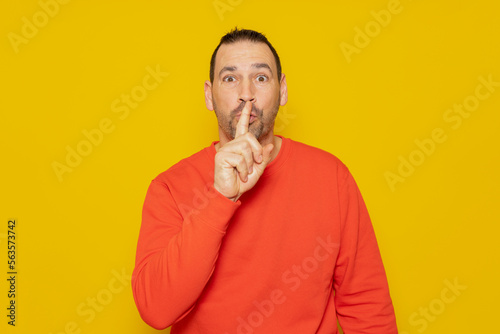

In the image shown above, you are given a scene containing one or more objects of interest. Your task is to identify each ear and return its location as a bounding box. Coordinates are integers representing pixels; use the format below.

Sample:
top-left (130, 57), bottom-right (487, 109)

top-left (204, 80), bottom-right (214, 111)
top-left (279, 73), bottom-right (288, 106)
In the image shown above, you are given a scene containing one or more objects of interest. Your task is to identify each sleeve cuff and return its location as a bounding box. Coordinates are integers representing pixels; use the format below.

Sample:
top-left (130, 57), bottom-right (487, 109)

top-left (192, 183), bottom-right (241, 233)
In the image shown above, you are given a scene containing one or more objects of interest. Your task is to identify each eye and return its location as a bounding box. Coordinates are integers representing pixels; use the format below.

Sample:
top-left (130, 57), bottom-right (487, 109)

top-left (256, 75), bottom-right (268, 82)
top-left (223, 75), bottom-right (236, 82)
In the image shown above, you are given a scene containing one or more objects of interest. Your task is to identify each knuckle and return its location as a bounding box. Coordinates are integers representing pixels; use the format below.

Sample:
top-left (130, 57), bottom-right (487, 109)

top-left (237, 161), bottom-right (247, 173)
top-left (242, 146), bottom-right (252, 157)
top-left (243, 132), bottom-right (254, 140)
top-left (215, 151), bottom-right (227, 161)
top-left (235, 141), bottom-right (249, 153)
top-left (235, 154), bottom-right (245, 165)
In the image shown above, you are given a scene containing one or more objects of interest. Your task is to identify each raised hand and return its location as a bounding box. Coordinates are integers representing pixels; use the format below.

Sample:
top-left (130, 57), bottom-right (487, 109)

top-left (213, 101), bottom-right (274, 202)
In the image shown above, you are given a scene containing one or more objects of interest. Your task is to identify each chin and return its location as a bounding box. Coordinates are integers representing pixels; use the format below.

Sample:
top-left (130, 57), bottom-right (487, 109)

top-left (250, 125), bottom-right (265, 140)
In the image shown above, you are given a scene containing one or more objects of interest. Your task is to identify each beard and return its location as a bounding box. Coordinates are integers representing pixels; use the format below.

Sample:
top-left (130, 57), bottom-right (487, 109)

top-left (213, 97), bottom-right (280, 141)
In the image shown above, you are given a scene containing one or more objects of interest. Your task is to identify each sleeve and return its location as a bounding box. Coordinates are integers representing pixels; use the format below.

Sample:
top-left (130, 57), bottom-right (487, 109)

top-left (131, 178), bottom-right (240, 329)
top-left (333, 165), bottom-right (398, 333)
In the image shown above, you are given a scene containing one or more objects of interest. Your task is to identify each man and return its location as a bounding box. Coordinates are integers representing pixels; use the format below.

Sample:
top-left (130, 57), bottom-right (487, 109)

top-left (132, 27), bottom-right (398, 333)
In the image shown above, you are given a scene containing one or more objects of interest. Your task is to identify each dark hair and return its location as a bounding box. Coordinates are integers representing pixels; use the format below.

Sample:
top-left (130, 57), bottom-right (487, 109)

top-left (209, 27), bottom-right (282, 83)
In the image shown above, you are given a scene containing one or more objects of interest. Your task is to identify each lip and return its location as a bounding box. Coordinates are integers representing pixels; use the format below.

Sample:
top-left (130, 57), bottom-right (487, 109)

top-left (235, 112), bottom-right (258, 117)
top-left (235, 112), bottom-right (258, 123)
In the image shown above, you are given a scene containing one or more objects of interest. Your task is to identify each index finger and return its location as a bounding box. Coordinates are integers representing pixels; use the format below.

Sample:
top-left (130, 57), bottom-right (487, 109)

top-left (235, 101), bottom-right (252, 138)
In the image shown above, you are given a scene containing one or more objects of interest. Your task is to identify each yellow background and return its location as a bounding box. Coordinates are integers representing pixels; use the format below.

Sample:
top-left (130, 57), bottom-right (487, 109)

top-left (1, 0), bottom-right (499, 333)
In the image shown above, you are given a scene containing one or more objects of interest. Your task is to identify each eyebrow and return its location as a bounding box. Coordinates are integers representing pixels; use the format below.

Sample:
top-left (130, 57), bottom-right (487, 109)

top-left (219, 63), bottom-right (273, 77)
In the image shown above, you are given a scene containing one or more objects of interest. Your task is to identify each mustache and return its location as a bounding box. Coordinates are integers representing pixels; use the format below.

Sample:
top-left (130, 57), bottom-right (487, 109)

top-left (230, 102), bottom-right (262, 117)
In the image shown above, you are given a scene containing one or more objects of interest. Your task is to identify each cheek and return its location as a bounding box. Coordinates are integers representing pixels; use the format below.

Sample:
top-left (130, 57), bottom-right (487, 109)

top-left (258, 91), bottom-right (280, 108)
top-left (214, 90), bottom-right (236, 107)
top-left (257, 83), bottom-right (280, 99)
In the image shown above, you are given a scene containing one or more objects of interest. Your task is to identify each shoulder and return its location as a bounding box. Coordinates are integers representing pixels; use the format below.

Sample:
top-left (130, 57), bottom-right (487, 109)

top-left (152, 144), bottom-right (214, 186)
top-left (287, 138), bottom-right (350, 176)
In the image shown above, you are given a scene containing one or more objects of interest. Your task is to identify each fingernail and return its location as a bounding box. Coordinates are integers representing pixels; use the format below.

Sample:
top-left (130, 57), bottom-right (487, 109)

top-left (258, 155), bottom-right (263, 162)
top-left (249, 166), bottom-right (253, 174)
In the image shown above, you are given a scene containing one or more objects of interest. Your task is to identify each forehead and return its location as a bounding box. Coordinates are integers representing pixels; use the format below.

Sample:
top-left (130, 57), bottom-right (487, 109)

top-left (215, 41), bottom-right (276, 73)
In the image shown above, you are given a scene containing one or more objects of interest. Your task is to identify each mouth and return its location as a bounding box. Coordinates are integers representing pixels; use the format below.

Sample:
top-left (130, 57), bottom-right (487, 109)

top-left (235, 112), bottom-right (258, 124)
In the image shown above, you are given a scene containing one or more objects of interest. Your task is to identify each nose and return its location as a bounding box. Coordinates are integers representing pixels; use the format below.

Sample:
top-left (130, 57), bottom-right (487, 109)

top-left (238, 78), bottom-right (256, 104)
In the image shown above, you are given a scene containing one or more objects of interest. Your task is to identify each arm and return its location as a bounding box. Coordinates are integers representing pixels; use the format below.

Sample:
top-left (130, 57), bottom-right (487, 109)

top-left (131, 178), bottom-right (240, 329)
top-left (132, 101), bottom-right (274, 329)
top-left (334, 166), bottom-right (398, 333)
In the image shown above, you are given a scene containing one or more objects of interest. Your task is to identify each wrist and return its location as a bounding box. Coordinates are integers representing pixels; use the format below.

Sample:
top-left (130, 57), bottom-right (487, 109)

top-left (213, 183), bottom-right (240, 203)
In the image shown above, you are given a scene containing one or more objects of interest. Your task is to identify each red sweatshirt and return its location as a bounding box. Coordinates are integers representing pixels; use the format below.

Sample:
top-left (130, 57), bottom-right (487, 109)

top-left (132, 136), bottom-right (398, 333)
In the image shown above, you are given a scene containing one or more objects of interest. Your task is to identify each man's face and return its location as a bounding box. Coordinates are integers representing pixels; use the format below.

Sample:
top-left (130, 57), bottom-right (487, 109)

top-left (205, 41), bottom-right (287, 145)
